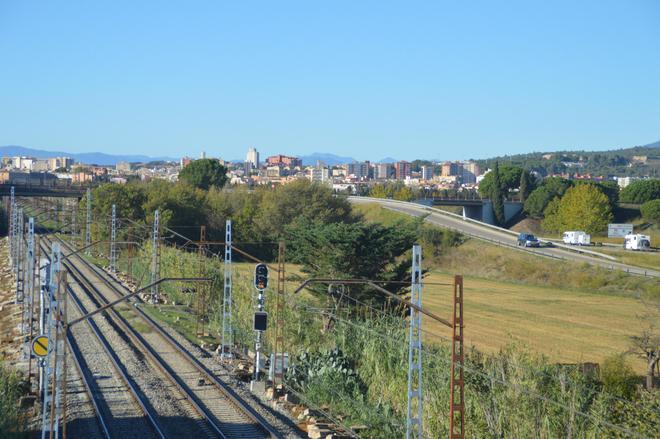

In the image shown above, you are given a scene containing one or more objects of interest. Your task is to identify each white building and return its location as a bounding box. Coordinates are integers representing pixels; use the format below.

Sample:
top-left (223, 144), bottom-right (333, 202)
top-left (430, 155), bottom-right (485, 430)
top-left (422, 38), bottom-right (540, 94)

top-left (308, 165), bottom-right (330, 183)
top-left (616, 176), bottom-right (640, 188)
top-left (421, 165), bottom-right (434, 180)
top-left (246, 147), bottom-right (259, 168)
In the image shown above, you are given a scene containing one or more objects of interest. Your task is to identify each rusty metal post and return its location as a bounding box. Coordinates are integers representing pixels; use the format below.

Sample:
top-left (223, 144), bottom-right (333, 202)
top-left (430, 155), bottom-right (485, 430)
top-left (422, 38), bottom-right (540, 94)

top-left (449, 275), bottom-right (465, 439)
top-left (274, 241), bottom-right (286, 390)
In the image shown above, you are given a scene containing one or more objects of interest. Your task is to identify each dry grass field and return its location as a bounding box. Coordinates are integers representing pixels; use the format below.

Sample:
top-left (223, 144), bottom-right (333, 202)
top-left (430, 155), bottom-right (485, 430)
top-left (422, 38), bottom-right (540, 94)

top-left (354, 202), bottom-right (658, 373)
top-left (421, 270), bottom-right (650, 372)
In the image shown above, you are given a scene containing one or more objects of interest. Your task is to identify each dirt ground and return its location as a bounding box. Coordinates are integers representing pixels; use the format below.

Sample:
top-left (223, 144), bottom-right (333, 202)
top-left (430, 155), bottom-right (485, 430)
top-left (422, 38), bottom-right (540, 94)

top-left (0, 237), bottom-right (25, 366)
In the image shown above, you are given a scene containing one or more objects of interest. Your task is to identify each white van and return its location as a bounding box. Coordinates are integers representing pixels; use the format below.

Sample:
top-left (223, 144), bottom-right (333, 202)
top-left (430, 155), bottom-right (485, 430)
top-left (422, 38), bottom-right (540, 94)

top-left (624, 234), bottom-right (651, 251)
top-left (563, 231), bottom-right (591, 246)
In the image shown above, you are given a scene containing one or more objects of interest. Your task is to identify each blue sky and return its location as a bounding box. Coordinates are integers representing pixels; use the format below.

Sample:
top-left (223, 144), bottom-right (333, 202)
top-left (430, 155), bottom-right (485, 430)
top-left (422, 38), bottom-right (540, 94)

top-left (1, 1), bottom-right (658, 161)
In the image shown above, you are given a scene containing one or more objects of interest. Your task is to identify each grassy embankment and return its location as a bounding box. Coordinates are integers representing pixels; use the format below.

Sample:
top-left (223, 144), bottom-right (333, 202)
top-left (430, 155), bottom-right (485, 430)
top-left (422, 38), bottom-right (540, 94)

top-left (354, 203), bottom-right (659, 373)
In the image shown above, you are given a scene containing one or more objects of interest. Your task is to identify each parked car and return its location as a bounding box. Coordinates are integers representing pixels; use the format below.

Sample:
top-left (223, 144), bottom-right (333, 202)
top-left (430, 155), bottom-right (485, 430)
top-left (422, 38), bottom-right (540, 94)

top-left (563, 231), bottom-right (591, 246)
top-left (624, 234), bottom-right (651, 251)
top-left (517, 233), bottom-right (540, 247)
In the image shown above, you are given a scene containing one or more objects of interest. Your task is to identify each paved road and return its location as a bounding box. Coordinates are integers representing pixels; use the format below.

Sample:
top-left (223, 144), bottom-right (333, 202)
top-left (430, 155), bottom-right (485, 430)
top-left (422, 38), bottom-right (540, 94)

top-left (349, 197), bottom-right (660, 278)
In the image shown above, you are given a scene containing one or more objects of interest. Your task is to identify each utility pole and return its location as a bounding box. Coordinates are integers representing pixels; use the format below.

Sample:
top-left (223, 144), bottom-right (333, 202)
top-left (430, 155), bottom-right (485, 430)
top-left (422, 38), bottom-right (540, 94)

top-left (406, 244), bottom-right (423, 439)
top-left (110, 204), bottom-right (117, 272)
top-left (150, 210), bottom-right (160, 303)
top-left (220, 220), bottom-right (233, 359)
top-left (85, 188), bottom-right (92, 254)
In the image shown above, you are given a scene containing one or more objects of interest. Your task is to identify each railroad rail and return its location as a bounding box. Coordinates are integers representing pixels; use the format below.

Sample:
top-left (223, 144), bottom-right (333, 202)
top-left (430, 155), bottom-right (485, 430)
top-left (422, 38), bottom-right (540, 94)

top-left (42, 235), bottom-right (278, 438)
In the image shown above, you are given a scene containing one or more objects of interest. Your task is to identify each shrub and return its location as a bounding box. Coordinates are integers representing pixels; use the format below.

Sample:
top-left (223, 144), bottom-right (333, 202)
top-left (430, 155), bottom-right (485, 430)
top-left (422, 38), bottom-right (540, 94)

top-left (640, 199), bottom-right (660, 222)
top-left (600, 354), bottom-right (637, 400)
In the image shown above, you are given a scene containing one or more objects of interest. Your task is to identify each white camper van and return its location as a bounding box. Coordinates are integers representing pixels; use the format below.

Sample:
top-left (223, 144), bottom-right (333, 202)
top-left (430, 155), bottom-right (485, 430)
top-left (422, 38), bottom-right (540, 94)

top-left (563, 231), bottom-right (591, 246)
top-left (624, 234), bottom-right (651, 251)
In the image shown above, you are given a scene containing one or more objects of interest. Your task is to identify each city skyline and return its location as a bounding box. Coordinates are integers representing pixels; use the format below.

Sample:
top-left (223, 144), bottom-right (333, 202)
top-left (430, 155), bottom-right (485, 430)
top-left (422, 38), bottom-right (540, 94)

top-left (1, 1), bottom-right (659, 160)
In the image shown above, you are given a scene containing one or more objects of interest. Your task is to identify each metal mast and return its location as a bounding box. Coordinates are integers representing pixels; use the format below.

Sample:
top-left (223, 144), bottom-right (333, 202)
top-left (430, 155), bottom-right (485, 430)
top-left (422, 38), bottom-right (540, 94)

top-left (220, 220), bottom-right (233, 359)
top-left (449, 275), bottom-right (465, 439)
top-left (16, 208), bottom-right (24, 303)
top-left (195, 225), bottom-right (207, 337)
top-left (406, 244), bottom-right (423, 439)
top-left (70, 198), bottom-right (77, 246)
top-left (110, 204), bottom-right (117, 272)
top-left (23, 218), bottom-right (35, 335)
top-left (274, 241), bottom-right (286, 388)
top-left (85, 188), bottom-right (92, 254)
top-left (41, 243), bottom-right (61, 439)
top-left (9, 186), bottom-right (15, 265)
top-left (150, 210), bottom-right (160, 303)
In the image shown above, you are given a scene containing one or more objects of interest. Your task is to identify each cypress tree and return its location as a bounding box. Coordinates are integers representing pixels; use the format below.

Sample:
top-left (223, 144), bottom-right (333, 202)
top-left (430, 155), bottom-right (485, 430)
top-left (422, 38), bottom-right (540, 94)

top-left (519, 169), bottom-right (531, 202)
top-left (491, 162), bottom-right (505, 226)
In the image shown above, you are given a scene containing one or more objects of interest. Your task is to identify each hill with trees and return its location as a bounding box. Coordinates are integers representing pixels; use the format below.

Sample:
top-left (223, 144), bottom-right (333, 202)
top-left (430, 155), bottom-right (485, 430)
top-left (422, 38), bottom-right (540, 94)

top-left (474, 141), bottom-right (660, 177)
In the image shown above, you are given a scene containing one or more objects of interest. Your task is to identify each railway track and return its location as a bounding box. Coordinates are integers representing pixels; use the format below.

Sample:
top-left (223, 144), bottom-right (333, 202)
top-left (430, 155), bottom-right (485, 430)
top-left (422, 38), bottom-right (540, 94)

top-left (65, 282), bottom-right (164, 439)
top-left (42, 236), bottom-right (278, 438)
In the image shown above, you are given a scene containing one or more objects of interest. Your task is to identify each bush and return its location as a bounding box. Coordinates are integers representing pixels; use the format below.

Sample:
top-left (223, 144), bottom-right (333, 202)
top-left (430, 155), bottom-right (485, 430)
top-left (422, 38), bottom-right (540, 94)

top-left (0, 363), bottom-right (27, 437)
top-left (600, 354), bottom-right (637, 400)
top-left (640, 199), bottom-right (660, 223)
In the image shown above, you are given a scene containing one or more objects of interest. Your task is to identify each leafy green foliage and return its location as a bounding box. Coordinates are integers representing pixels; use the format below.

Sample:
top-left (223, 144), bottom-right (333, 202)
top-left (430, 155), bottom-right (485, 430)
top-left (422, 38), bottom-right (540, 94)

top-left (478, 165), bottom-right (523, 198)
top-left (620, 179), bottom-right (660, 204)
top-left (600, 354), bottom-right (637, 400)
top-left (393, 186), bottom-right (414, 201)
top-left (252, 179), bottom-right (356, 239)
top-left (490, 162), bottom-right (506, 226)
top-left (142, 180), bottom-right (207, 232)
top-left (523, 177), bottom-right (572, 218)
top-left (519, 169), bottom-right (532, 202)
top-left (0, 363), bottom-right (27, 437)
top-left (91, 182), bottom-right (147, 223)
top-left (178, 158), bottom-right (228, 190)
top-left (542, 185), bottom-right (613, 234)
top-left (476, 145), bottom-right (660, 177)
top-left (640, 199), bottom-right (660, 222)
top-left (286, 219), bottom-right (418, 301)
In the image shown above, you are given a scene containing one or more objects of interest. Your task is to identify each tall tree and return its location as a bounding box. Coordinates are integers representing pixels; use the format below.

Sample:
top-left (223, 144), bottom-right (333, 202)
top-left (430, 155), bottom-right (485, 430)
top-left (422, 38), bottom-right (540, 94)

top-left (286, 218), bottom-right (417, 303)
top-left (519, 170), bottom-right (532, 202)
top-left (490, 162), bottom-right (505, 226)
top-left (178, 158), bottom-right (228, 190)
top-left (542, 184), bottom-right (613, 234)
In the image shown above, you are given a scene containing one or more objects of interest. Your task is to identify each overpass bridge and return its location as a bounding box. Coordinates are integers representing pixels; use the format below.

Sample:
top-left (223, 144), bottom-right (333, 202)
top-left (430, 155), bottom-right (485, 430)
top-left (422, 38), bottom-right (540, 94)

top-left (0, 183), bottom-right (88, 198)
top-left (415, 197), bottom-right (523, 225)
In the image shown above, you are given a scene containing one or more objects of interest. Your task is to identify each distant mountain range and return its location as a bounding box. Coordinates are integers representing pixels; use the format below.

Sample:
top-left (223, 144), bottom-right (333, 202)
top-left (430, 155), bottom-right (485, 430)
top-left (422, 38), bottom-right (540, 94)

top-left (0, 145), bottom-right (176, 166)
top-left (299, 153), bottom-right (356, 166)
top-left (2, 139), bottom-right (658, 168)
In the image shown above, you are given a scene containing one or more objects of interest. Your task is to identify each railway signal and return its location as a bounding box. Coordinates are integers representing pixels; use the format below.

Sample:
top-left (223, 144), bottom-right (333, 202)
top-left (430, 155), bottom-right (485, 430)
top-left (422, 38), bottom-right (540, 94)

top-left (253, 263), bottom-right (269, 383)
top-left (254, 263), bottom-right (268, 290)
